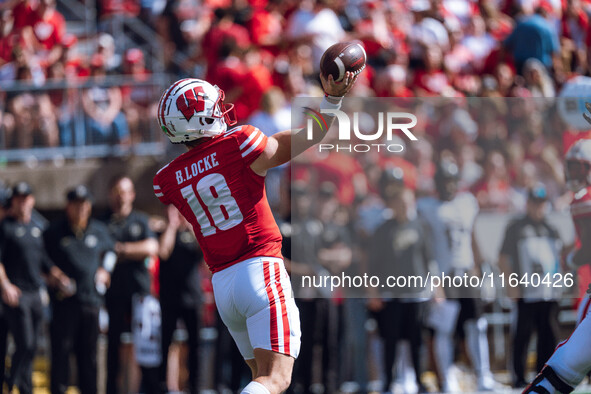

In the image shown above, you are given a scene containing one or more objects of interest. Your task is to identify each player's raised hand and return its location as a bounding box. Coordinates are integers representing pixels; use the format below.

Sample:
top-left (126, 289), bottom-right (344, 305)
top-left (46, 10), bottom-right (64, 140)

top-left (584, 102), bottom-right (591, 125)
top-left (320, 71), bottom-right (358, 98)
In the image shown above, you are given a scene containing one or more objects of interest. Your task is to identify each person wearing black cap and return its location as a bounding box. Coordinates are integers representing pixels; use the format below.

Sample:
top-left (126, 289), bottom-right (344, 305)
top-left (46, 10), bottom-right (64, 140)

top-left (101, 175), bottom-right (159, 394)
top-left (309, 181), bottom-right (353, 393)
top-left (43, 185), bottom-right (115, 394)
top-left (286, 180), bottom-right (350, 393)
top-left (498, 183), bottom-right (563, 388)
top-left (368, 174), bottom-right (434, 393)
top-left (0, 182), bottom-right (70, 394)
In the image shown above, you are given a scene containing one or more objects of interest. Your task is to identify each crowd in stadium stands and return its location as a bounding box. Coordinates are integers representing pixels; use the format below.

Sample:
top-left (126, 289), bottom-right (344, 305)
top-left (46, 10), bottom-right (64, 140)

top-left (0, 0), bottom-right (589, 148)
top-left (1, 0), bottom-right (591, 392)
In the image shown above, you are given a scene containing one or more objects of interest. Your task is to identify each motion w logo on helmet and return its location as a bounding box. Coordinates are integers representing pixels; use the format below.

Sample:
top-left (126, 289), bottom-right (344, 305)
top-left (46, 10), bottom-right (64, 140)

top-left (176, 86), bottom-right (206, 121)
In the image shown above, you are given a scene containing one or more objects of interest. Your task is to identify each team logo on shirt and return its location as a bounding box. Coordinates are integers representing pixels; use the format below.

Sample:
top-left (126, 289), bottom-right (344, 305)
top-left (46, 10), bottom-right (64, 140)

top-left (392, 228), bottom-right (419, 251)
top-left (15, 226), bottom-right (26, 238)
top-left (129, 223), bottom-right (142, 238)
top-left (85, 234), bottom-right (98, 248)
top-left (180, 231), bottom-right (194, 244)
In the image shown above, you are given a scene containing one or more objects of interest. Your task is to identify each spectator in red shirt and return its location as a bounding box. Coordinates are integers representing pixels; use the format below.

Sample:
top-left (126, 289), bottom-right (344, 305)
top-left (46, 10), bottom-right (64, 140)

top-left (60, 34), bottom-right (90, 80)
top-left (208, 43), bottom-right (272, 121)
top-left (29, 0), bottom-right (65, 50)
top-left (0, 10), bottom-right (18, 68)
top-left (239, 48), bottom-right (273, 119)
top-left (202, 7), bottom-right (251, 71)
top-left (97, 0), bottom-right (140, 19)
top-left (248, 0), bottom-right (284, 49)
top-left (480, 0), bottom-right (514, 41)
top-left (20, 0), bottom-right (65, 68)
top-left (412, 45), bottom-right (457, 96)
top-left (205, 38), bottom-right (248, 116)
top-left (471, 150), bottom-right (513, 211)
top-left (10, 0), bottom-right (34, 33)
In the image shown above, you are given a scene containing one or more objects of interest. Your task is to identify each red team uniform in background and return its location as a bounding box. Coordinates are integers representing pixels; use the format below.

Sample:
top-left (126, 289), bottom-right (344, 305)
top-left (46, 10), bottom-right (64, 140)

top-left (570, 186), bottom-right (591, 310)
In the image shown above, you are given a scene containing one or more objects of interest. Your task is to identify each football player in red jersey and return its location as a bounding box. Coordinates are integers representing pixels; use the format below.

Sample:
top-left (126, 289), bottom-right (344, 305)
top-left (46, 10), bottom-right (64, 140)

top-left (523, 137), bottom-right (591, 393)
top-left (153, 73), bottom-right (357, 394)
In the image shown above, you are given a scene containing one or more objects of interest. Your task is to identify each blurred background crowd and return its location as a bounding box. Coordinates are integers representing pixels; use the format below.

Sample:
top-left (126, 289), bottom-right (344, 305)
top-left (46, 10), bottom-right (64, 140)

top-left (2, 0), bottom-right (591, 150)
top-left (1, 0), bottom-right (591, 392)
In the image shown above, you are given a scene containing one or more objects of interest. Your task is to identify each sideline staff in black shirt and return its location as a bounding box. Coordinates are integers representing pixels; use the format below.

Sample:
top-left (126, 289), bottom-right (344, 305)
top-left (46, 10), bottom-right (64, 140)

top-left (368, 185), bottom-right (434, 393)
top-left (0, 181), bottom-right (11, 389)
top-left (498, 184), bottom-right (562, 388)
top-left (102, 176), bottom-right (159, 394)
top-left (158, 205), bottom-right (203, 394)
top-left (44, 185), bottom-right (115, 394)
top-left (0, 182), bottom-right (70, 394)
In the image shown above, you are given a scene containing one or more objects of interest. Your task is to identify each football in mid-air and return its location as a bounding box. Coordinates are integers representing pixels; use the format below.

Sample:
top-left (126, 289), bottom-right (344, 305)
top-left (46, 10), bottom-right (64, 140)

top-left (320, 41), bottom-right (367, 82)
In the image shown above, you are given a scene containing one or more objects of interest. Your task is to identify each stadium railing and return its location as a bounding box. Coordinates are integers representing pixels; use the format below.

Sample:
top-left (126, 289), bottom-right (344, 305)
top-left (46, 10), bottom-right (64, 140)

top-left (0, 73), bottom-right (173, 163)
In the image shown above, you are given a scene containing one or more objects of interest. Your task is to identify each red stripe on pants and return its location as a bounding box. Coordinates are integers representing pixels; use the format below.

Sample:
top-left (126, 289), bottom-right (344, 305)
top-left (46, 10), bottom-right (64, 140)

top-left (264, 261), bottom-right (279, 352)
top-left (274, 261), bottom-right (291, 355)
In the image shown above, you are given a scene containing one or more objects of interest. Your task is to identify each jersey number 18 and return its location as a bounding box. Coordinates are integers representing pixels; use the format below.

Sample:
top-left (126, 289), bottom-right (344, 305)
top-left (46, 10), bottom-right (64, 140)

top-left (181, 173), bottom-right (244, 236)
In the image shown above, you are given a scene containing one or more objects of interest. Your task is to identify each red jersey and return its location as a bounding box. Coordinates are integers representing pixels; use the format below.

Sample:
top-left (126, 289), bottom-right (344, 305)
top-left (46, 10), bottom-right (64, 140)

top-left (571, 186), bottom-right (591, 299)
top-left (29, 9), bottom-right (66, 50)
top-left (153, 125), bottom-right (282, 273)
top-left (571, 186), bottom-right (591, 224)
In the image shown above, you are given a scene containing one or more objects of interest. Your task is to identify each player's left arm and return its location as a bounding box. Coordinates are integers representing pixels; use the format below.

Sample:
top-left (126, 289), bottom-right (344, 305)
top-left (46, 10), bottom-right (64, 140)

top-left (115, 238), bottom-right (159, 261)
top-left (250, 72), bottom-right (358, 176)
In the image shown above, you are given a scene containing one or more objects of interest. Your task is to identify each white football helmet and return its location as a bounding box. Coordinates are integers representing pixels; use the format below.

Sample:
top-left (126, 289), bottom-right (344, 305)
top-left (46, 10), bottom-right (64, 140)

top-left (157, 78), bottom-right (236, 143)
top-left (565, 139), bottom-right (591, 192)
